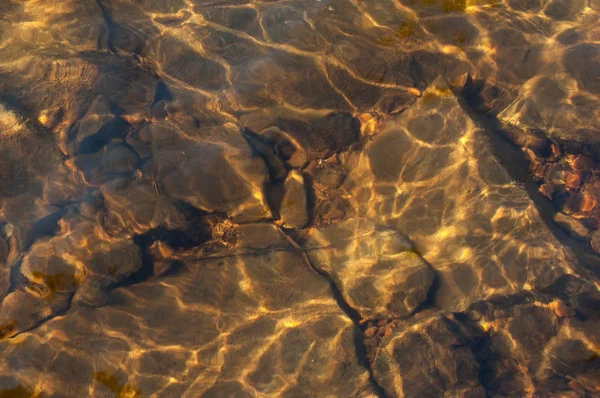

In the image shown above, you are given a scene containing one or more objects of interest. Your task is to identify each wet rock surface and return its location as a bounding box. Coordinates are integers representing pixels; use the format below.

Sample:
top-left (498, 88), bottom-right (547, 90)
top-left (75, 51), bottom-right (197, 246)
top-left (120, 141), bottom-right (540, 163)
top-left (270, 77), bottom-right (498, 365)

top-left (0, 0), bottom-right (599, 396)
top-left (305, 219), bottom-right (434, 320)
top-left (279, 170), bottom-right (310, 229)
top-left (372, 314), bottom-right (485, 398)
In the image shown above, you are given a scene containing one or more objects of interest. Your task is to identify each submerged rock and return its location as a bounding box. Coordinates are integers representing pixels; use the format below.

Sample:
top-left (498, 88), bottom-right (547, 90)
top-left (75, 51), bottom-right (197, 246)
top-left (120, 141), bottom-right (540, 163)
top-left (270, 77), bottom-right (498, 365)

top-left (0, 222), bottom-right (374, 396)
top-left (305, 219), bottom-right (434, 320)
top-left (0, 0), bottom-right (598, 395)
top-left (279, 170), bottom-right (310, 229)
top-left (0, 217), bottom-right (142, 338)
top-left (258, 126), bottom-right (308, 169)
top-left (554, 212), bottom-right (590, 239)
top-left (2, 224), bottom-right (13, 240)
top-left (373, 314), bottom-right (485, 398)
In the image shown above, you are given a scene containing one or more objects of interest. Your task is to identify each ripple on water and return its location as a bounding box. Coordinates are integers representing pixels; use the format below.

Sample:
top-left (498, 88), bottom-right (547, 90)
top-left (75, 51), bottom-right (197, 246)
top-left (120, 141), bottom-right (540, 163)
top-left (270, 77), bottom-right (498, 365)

top-left (0, 0), bottom-right (599, 396)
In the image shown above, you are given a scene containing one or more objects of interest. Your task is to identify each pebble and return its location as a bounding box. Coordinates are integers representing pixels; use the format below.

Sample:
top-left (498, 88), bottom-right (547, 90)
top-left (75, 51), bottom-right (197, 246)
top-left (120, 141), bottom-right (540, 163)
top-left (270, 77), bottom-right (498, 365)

top-left (2, 223), bottom-right (14, 239)
top-left (590, 230), bottom-right (600, 254)
top-left (565, 172), bottom-right (582, 189)
top-left (549, 301), bottom-right (576, 318)
top-left (554, 212), bottom-right (590, 239)
top-left (571, 155), bottom-right (594, 171)
top-left (280, 170), bottom-right (310, 229)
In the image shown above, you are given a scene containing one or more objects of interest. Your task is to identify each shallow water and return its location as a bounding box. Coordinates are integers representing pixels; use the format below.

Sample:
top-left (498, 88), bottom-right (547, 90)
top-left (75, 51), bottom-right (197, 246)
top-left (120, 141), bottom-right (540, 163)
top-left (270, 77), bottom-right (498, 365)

top-left (0, 0), bottom-right (599, 397)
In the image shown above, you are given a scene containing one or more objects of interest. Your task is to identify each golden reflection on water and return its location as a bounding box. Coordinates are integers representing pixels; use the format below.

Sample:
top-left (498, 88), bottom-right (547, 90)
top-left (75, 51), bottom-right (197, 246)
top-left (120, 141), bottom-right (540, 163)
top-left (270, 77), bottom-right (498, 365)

top-left (0, 0), bottom-right (599, 396)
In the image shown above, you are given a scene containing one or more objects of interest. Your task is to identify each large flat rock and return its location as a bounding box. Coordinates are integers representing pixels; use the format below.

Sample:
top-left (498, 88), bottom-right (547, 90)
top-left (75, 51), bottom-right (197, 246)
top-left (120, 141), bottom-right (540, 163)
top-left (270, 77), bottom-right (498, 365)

top-left (0, 0), bottom-right (599, 396)
top-left (0, 224), bottom-right (375, 397)
top-left (305, 218), bottom-right (434, 320)
top-left (337, 86), bottom-right (579, 313)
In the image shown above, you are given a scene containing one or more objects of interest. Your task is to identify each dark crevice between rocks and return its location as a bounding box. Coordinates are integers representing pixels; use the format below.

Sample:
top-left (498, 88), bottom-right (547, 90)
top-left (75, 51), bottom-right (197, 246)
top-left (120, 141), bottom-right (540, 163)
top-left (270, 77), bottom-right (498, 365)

top-left (120, 140), bottom-right (143, 168)
top-left (272, 224), bottom-right (388, 397)
top-left (241, 127), bottom-right (290, 224)
top-left (3, 204), bottom-right (225, 337)
top-left (241, 101), bottom-right (450, 396)
top-left (245, 121), bottom-right (389, 396)
top-left (105, 228), bottom-right (194, 290)
top-left (0, 209), bottom-right (85, 340)
top-left (242, 127), bottom-right (288, 181)
top-left (66, 96), bottom-right (129, 155)
top-left (241, 128), bottom-right (279, 198)
top-left (540, 273), bottom-right (600, 321)
top-left (354, 328), bottom-right (389, 398)
top-left (445, 312), bottom-right (498, 395)
top-left (299, 237), bottom-right (388, 398)
top-left (302, 172), bottom-right (317, 229)
top-left (5, 292), bottom-right (75, 341)
top-left (405, 258), bottom-right (442, 317)
top-left (23, 208), bottom-right (69, 252)
top-left (108, 203), bottom-right (215, 290)
top-left (7, 259), bottom-right (27, 299)
top-left (265, 181), bottom-right (285, 221)
top-left (448, 285), bottom-right (596, 396)
top-left (6, 207), bottom-right (70, 298)
top-left (320, 275), bottom-right (387, 396)
top-left (93, 2), bottom-right (147, 68)
top-left (408, 56), bottom-right (430, 93)
top-left (78, 117), bottom-right (131, 156)
top-left (456, 76), bottom-right (600, 278)
top-left (151, 81), bottom-right (172, 109)
top-left (95, 0), bottom-right (117, 53)
top-left (330, 284), bottom-right (388, 396)
top-left (449, 311), bottom-right (498, 394)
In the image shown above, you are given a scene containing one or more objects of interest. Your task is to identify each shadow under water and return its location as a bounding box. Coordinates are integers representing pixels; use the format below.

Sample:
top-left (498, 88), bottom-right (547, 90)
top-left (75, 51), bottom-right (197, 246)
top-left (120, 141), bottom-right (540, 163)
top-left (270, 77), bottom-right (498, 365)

top-left (0, 0), bottom-right (599, 396)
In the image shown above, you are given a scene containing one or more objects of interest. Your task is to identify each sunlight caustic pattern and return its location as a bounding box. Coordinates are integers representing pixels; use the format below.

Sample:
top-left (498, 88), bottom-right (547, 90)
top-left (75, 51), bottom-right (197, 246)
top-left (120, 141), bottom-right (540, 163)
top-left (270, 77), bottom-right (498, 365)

top-left (0, 0), bottom-right (599, 396)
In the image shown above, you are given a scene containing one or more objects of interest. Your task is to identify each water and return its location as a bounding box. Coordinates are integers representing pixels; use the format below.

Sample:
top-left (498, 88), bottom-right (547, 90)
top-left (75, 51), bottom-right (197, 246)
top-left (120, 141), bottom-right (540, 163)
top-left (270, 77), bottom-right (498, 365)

top-left (0, 0), bottom-right (599, 396)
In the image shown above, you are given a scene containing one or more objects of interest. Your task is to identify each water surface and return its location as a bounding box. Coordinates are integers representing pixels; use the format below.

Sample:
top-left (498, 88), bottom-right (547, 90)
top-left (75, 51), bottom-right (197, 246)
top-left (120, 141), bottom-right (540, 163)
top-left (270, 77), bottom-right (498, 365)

top-left (0, 0), bottom-right (599, 396)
